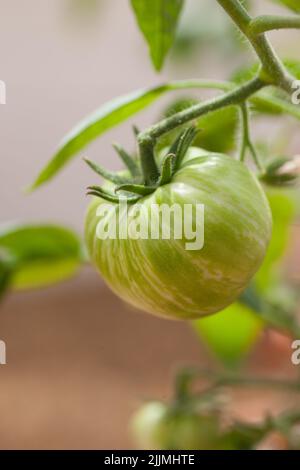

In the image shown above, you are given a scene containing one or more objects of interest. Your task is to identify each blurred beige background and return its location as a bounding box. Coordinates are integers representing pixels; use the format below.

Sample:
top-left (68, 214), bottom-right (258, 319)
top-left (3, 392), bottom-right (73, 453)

top-left (0, 0), bottom-right (299, 449)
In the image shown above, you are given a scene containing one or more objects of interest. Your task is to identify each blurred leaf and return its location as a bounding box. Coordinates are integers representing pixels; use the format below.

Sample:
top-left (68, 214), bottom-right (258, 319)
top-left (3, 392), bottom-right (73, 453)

top-left (271, 0), bottom-right (300, 12)
top-left (227, 420), bottom-right (269, 450)
top-left (283, 59), bottom-right (300, 78)
top-left (192, 303), bottom-right (263, 367)
top-left (239, 284), bottom-right (264, 313)
top-left (261, 156), bottom-right (300, 187)
top-left (0, 224), bottom-right (82, 290)
top-left (240, 283), bottom-right (300, 335)
top-left (195, 107), bottom-right (238, 153)
top-left (173, 1), bottom-right (240, 60)
top-left (255, 190), bottom-right (297, 291)
top-left (159, 99), bottom-right (238, 153)
top-left (130, 0), bottom-right (184, 71)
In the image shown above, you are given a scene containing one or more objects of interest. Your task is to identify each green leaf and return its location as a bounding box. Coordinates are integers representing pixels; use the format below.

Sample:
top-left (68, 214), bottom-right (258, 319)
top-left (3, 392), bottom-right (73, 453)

top-left (192, 303), bottom-right (263, 367)
top-left (158, 154), bottom-right (175, 185)
top-left (113, 144), bottom-right (141, 179)
top-left (29, 74), bottom-right (300, 192)
top-left (241, 282), bottom-right (300, 335)
top-left (30, 85), bottom-right (171, 191)
top-left (195, 107), bottom-right (238, 153)
top-left (84, 158), bottom-right (131, 185)
top-left (271, 0), bottom-right (300, 13)
top-left (130, 0), bottom-right (184, 71)
top-left (0, 224), bottom-right (83, 290)
top-left (255, 190), bottom-right (297, 291)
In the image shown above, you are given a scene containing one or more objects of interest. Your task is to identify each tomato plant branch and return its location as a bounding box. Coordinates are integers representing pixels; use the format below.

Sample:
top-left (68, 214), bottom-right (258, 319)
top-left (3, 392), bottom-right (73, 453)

top-left (179, 368), bottom-right (300, 394)
top-left (138, 76), bottom-right (266, 170)
top-left (137, 0), bottom-right (299, 172)
top-left (249, 15), bottom-right (300, 35)
top-left (211, 374), bottom-right (300, 393)
top-left (239, 103), bottom-right (263, 171)
top-left (216, 0), bottom-right (294, 92)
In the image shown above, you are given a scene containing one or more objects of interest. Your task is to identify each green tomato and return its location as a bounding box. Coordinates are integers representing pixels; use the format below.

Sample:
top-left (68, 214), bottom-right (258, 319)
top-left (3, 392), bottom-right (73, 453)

top-left (130, 401), bottom-right (236, 450)
top-left (85, 149), bottom-right (272, 320)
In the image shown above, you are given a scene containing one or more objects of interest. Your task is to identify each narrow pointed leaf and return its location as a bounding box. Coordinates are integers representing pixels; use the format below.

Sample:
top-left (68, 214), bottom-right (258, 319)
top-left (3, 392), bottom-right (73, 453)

top-left (116, 184), bottom-right (156, 196)
top-left (131, 0), bottom-right (184, 71)
top-left (113, 143), bottom-right (141, 178)
top-left (84, 158), bottom-right (130, 185)
top-left (29, 84), bottom-right (172, 191)
top-left (132, 125), bottom-right (140, 137)
top-left (158, 154), bottom-right (175, 185)
top-left (172, 127), bottom-right (198, 171)
top-left (87, 186), bottom-right (140, 203)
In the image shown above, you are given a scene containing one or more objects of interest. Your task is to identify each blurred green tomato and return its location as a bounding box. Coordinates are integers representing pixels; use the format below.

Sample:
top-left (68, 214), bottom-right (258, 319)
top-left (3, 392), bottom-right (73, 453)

top-left (130, 401), bottom-right (236, 450)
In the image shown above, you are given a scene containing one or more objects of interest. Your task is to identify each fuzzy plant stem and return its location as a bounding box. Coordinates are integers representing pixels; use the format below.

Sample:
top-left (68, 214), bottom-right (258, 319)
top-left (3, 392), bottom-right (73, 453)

top-left (138, 76), bottom-right (265, 163)
top-left (216, 0), bottom-right (294, 92)
top-left (137, 0), bottom-right (297, 180)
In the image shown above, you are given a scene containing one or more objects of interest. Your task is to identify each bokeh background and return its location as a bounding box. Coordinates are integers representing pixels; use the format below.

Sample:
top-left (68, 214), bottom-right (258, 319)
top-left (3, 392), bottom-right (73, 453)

top-left (0, 0), bottom-right (299, 449)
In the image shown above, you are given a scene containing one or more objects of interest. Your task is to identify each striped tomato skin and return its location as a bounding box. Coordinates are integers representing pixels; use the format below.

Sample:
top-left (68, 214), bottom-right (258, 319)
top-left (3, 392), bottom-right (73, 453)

top-left (85, 151), bottom-right (272, 320)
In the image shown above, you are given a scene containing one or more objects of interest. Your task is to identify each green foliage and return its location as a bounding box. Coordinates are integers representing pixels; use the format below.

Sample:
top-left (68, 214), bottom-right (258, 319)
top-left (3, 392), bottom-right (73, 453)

top-left (193, 303), bottom-right (263, 367)
top-left (29, 85), bottom-right (172, 190)
top-left (130, 0), bottom-right (184, 71)
top-left (261, 157), bottom-right (300, 187)
top-left (272, 0), bottom-right (300, 13)
top-left (195, 107), bottom-right (238, 153)
top-left (0, 224), bottom-right (83, 295)
top-left (256, 190), bottom-right (297, 291)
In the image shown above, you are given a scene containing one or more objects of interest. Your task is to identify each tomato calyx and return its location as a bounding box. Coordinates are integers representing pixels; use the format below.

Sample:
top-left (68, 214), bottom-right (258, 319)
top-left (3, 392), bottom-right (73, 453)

top-left (260, 155), bottom-right (300, 187)
top-left (85, 126), bottom-right (198, 203)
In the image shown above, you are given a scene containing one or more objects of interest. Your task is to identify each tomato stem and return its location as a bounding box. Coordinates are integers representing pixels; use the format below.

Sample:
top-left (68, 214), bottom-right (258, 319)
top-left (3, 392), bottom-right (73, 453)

top-left (178, 368), bottom-right (300, 394)
top-left (249, 15), bottom-right (300, 35)
top-left (238, 103), bottom-right (264, 172)
top-left (217, 0), bottom-right (294, 92)
top-left (136, 0), bottom-right (297, 176)
top-left (138, 77), bottom-right (265, 168)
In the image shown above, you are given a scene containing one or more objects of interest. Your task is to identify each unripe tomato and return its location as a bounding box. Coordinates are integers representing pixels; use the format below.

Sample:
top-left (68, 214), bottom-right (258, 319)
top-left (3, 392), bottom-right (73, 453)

top-left (130, 401), bottom-right (236, 450)
top-left (85, 149), bottom-right (272, 320)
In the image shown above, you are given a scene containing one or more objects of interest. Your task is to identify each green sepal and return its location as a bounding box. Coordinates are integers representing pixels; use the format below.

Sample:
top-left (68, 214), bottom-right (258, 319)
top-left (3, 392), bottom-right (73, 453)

top-left (115, 184), bottom-right (156, 196)
top-left (132, 125), bottom-right (140, 137)
top-left (84, 158), bottom-right (131, 185)
top-left (113, 143), bottom-right (141, 178)
top-left (170, 127), bottom-right (198, 172)
top-left (158, 154), bottom-right (176, 185)
top-left (87, 185), bottom-right (140, 204)
top-left (260, 157), bottom-right (300, 187)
